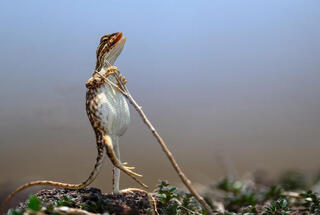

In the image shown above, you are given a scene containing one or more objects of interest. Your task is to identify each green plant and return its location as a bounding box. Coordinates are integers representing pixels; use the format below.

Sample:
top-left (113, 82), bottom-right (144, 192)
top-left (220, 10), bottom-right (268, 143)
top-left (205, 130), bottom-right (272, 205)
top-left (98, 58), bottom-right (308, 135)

top-left (215, 178), bottom-right (258, 211)
top-left (156, 181), bottom-right (204, 215)
top-left (27, 195), bottom-right (42, 211)
top-left (263, 185), bottom-right (282, 201)
top-left (300, 191), bottom-right (320, 214)
top-left (55, 196), bottom-right (76, 207)
top-left (279, 170), bottom-right (308, 191)
top-left (262, 199), bottom-right (291, 215)
top-left (216, 178), bottom-right (242, 194)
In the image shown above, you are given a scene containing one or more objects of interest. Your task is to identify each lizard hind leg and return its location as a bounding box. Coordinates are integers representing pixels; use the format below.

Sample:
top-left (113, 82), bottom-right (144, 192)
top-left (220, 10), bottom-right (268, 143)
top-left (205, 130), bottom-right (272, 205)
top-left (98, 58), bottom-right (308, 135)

top-left (103, 135), bottom-right (148, 189)
top-left (112, 136), bottom-right (121, 194)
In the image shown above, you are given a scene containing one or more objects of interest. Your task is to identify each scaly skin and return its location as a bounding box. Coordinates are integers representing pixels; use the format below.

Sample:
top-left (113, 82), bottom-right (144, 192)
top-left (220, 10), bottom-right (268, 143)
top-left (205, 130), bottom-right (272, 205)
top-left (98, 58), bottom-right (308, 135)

top-left (0, 32), bottom-right (146, 214)
top-left (86, 66), bottom-right (147, 191)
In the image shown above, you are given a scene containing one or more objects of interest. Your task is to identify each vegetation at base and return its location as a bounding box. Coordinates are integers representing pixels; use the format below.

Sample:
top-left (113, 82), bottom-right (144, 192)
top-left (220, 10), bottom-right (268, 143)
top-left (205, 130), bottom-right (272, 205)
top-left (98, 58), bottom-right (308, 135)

top-left (154, 180), bottom-right (205, 214)
top-left (7, 170), bottom-right (320, 214)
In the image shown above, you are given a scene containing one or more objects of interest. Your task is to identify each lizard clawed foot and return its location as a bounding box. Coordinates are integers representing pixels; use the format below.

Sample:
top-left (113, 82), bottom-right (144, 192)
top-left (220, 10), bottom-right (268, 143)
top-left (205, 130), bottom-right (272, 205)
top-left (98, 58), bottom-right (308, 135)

top-left (89, 65), bottom-right (127, 92)
top-left (122, 162), bottom-right (135, 170)
top-left (119, 188), bottom-right (159, 215)
top-left (104, 66), bottom-right (127, 90)
top-left (118, 74), bottom-right (128, 85)
top-left (86, 66), bottom-right (120, 89)
top-left (103, 135), bottom-right (148, 189)
top-left (105, 66), bottom-right (119, 74)
top-left (116, 161), bottom-right (148, 188)
top-left (118, 162), bottom-right (142, 177)
top-left (120, 188), bottom-right (147, 194)
top-left (105, 66), bottom-right (127, 84)
top-left (103, 66), bottom-right (120, 78)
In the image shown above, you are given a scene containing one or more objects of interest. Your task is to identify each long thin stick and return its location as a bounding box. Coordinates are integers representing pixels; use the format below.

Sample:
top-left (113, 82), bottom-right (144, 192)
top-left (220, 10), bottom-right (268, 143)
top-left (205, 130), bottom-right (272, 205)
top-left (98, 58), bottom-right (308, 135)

top-left (111, 72), bottom-right (214, 214)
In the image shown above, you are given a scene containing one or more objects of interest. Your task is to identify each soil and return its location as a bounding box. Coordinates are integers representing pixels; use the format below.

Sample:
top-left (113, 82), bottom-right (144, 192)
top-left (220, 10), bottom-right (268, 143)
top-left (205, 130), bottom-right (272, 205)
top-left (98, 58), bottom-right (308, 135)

top-left (17, 187), bottom-right (152, 215)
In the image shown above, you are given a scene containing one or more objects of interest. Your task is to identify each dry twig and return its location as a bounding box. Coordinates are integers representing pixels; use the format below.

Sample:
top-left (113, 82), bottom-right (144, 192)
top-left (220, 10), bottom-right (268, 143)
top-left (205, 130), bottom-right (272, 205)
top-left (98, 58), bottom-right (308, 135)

top-left (103, 70), bottom-right (214, 215)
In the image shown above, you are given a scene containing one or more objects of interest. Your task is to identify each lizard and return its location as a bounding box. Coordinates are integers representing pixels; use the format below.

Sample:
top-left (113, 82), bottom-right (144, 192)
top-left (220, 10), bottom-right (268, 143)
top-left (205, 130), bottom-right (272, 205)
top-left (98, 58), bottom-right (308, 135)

top-left (85, 32), bottom-right (148, 192)
top-left (0, 32), bottom-right (147, 214)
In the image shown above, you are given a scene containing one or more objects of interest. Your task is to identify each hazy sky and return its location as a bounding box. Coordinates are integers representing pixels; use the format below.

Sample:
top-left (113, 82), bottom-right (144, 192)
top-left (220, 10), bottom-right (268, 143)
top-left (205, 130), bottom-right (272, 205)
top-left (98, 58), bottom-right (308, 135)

top-left (0, 0), bottom-right (319, 190)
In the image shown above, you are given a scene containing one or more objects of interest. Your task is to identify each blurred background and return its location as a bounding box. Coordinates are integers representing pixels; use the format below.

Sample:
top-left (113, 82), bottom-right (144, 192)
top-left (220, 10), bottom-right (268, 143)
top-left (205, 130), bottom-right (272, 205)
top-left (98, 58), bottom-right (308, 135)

top-left (0, 0), bottom-right (319, 205)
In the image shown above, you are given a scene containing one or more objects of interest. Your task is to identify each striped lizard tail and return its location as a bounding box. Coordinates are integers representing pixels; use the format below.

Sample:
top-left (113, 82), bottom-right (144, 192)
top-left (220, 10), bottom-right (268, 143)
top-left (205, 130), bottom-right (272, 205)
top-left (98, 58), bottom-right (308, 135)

top-left (0, 146), bottom-right (105, 214)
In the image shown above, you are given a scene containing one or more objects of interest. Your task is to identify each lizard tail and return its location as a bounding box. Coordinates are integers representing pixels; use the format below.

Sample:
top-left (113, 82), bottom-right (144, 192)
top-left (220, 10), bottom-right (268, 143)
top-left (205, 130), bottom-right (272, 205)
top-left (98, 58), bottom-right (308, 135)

top-left (0, 146), bottom-right (105, 214)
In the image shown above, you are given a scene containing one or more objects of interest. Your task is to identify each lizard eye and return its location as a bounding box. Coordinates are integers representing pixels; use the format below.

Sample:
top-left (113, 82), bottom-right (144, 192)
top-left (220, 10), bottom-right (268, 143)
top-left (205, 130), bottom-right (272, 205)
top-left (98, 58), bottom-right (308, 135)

top-left (100, 35), bottom-right (110, 43)
top-left (100, 33), bottom-right (121, 44)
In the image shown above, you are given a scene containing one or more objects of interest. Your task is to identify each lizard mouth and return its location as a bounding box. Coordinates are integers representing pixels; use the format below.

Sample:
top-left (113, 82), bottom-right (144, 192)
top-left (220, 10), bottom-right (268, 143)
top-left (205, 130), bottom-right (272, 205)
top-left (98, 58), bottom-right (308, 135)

top-left (112, 32), bottom-right (124, 47)
top-left (102, 32), bottom-right (127, 67)
top-left (112, 32), bottom-right (126, 51)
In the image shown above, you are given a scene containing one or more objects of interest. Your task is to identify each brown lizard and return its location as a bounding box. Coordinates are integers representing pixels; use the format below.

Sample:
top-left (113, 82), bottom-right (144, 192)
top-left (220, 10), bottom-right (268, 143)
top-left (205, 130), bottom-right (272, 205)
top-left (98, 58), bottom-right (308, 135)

top-left (85, 32), bottom-right (148, 192)
top-left (0, 32), bottom-right (147, 214)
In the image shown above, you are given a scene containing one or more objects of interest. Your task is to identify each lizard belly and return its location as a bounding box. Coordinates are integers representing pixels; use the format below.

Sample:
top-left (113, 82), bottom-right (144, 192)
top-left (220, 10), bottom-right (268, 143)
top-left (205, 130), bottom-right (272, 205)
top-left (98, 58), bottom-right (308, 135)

top-left (96, 83), bottom-right (130, 136)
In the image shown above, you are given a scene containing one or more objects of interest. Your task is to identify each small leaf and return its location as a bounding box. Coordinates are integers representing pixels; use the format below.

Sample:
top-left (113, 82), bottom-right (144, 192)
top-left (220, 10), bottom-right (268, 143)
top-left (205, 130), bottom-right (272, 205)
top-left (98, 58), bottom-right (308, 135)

top-left (169, 187), bottom-right (177, 193)
top-left (27, 195), bottom-right (42, 211)
top-left (279, 199), bottom-right (287, 208)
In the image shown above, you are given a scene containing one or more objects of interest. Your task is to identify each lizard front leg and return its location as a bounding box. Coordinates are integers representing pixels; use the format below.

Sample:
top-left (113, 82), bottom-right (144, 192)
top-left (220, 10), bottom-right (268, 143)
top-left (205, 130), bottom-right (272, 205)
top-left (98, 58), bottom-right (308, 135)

top-left (103, 135), bottom-right (148, 189)
top-left (86, 66), bottom-right (120, 89)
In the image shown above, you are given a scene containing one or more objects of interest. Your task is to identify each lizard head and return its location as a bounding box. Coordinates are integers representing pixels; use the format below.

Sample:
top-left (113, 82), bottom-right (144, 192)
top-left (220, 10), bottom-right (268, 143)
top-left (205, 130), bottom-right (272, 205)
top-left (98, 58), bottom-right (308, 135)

top-left (95, 32), bottom-right (126, 72)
